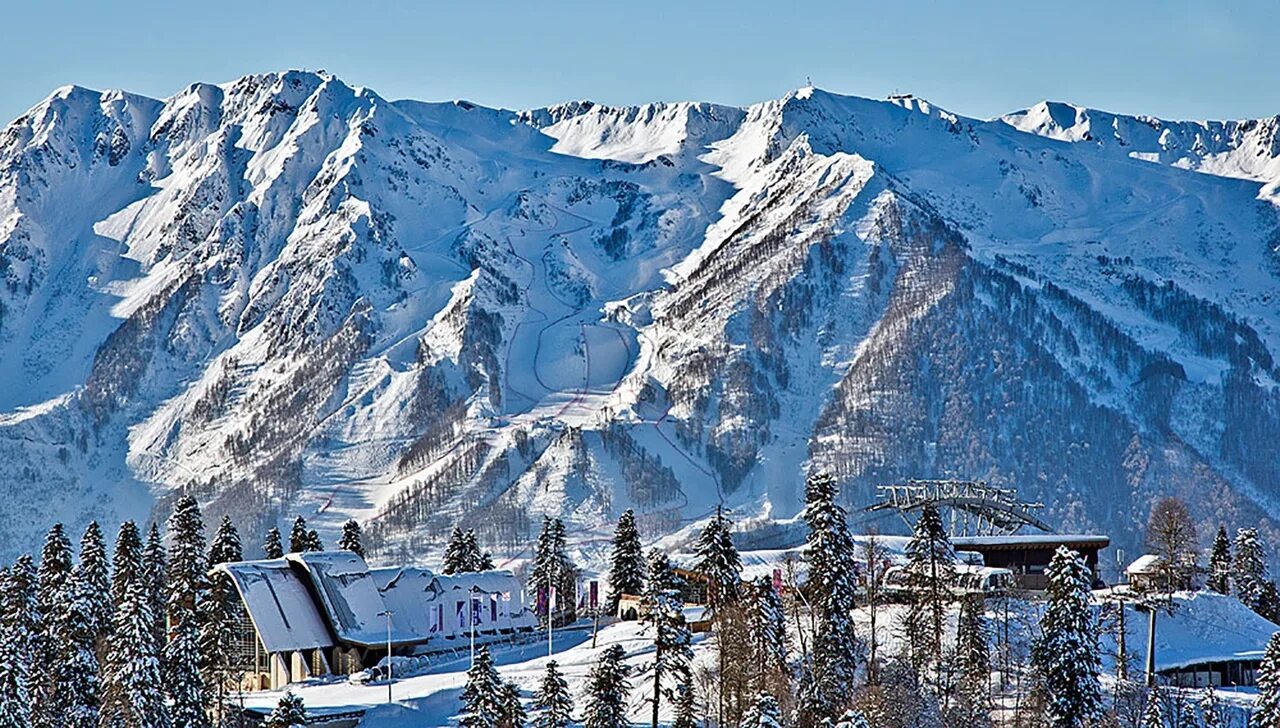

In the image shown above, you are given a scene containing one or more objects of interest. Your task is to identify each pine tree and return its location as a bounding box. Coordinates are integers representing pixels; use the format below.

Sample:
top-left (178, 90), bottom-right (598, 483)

top-left (531, 518), bottom-right (577, 625)
top-left (799, 472), bottom-right (862, 723)
top-left (641, 549), bottom-right (692, 728)
top-left (263, 692), bottom-right (306, 728)
top-left (499, 680), bottom-right (527, 728)
top-left (1140, 688), bottom-right (1163, 728)
top-left (338, 520), bottom-right (365, 558)
top-left (111, 521), bottom-right (144, 608)
top-left (166, 496), bottom-right (209, 728)
top-left (671, 679), bottom-right (698, 728)
top-left (476, 547), bottom-right (495, 572)
top-left (1256, 633), bottom-right (1280, 728)
top-left (444, 527), bottom-right (469, 575)
top-left (532, 661), bottom-right (574, 728)
top-left (34, 523), bottom-right (73, 728)
top-left (55, 566), bottom-right (100, 728)
top-left (143, 523), bottom-right (168, 654)
top-left (1032, 546), bottom-right (1102, 728)
top-left (102, 533), bottom-right (169, 728)
top-left (1207, 525), bottom-right (1232, 595)
top-left (693, 505), bottom-right (742, 613)
top-left (1200, 685), bottom-right (1223, 728)
top-left (747, 576), bottom-right (789, 707)
top-left (460, 645), bottom-right (505, 728)
top-left (834, 709), bottom-right (871, 728)
top-left (289, 517), bottom-right (309, 553)
top-left (78, 521), bottom-right (113, 651)
top-left (955, 594), bottom-right (990, 702)
top-left (0, 556), bottom-right (37, 728)
top-left (582, 645), bottom-right (631, 728)
top-left (902, 503), bottom-right (955, 674)
top-left (304, 528), bottom-right (323, 552)
top-left (606, 510), bottom-right (645, 615)
top-left (742, 693), bottom-right (783, 728)
top-left (1234, 528), bottom-right (1268, 614)
top-left (208, 516), bottom-right (243, 567)
top-left (263, 527), bottom-right (284, 559)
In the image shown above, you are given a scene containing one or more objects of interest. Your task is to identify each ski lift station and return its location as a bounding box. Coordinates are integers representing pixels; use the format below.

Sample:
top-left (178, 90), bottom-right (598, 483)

top-left (215, 551), bottom-right (537, 690)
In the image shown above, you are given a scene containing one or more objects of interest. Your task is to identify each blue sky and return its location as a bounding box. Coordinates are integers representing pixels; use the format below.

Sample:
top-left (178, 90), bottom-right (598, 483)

top-left (2, 0), bottom-right (1277, 124)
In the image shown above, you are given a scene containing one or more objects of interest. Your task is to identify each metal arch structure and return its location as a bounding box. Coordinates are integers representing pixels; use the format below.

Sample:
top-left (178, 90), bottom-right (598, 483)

top-left (865, 479), bottom-right (1051, 536)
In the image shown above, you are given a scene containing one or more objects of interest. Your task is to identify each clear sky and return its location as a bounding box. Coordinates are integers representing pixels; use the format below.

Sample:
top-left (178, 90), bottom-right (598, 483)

top-left (2, 0), bottom-right (1277, 125)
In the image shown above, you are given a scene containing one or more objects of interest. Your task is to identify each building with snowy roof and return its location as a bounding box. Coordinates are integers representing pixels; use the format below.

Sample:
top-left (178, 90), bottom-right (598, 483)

top-left (952, 534), bottom-right (1111, 590)
top-left (215, 551), bottom-right (535, 690)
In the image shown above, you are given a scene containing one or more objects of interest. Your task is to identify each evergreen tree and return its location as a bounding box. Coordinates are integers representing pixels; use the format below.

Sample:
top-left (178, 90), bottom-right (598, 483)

top-left (1032, 547), bottom-right (1102, 728)
top-left (208, 516), bottom-right (243, 567)
top-left (78, 521), bottom-right (113, 650)
top-left (263, 527), bottom-right (284, 559)
top-left (475, 546), bottom-right (495, 572)
top-left (166, 497), bottom-right (209, 728)
top-left (955, 594), bottom-right (990, 703)
top-left (1140, 689), bottom-right (1163, 728)
top-left (499, 681), bottom-right (527, 728)
top-left (742, 693), bottom-right (783, 728)
top-left (834, 709), bottom-right (871, 728)
top-left (263, 692), bottom-right (306, 728)
top-left (338, 520), bottom-right (365, 558)
top-left (289, 517), bottom-right (309, 553)
top-left (902, 503), bottom-right (955, 674)
top-left (55, 566), bottom-right (100, 728)
top-left (1200, 685), bottom-right (1223, 728)
top-left (1234, 528), bottom-right (1268, 614)
top-left (0, 556), bottom-right (37, 728)
top-left (581, 645), bottom-right (631, 728)
top-left (606, 510), bottom-right (645, 615)
top-left (671, 680), bottom-right (698, 728)
top-left (799, 472), bottom-right (861, 724)
top-left (531, 518), bottom-right (577, 625)
top-left (111, 521), bottom-right (144, 608)
top-left (34, 523), bottom-right (73, 728)
top-left (304, 528), bottom-right (323, 552)
top-left (532, 661), bottom-right (574, 728)
top-left (444, 527), bottom-right (469, 575)
top-left (641, 549), bottom-right (692, 728)
top-left (168, 495), bottom-right (208, 613)
top-left (1207, 525), bottom-right (1232, 595)
top-left (102, 535), bottom-right (169, 728)
top-left (747, 576), bottom-right (789, 707)
top-left (460, 645), bottom-right (505, 728)
top-left (693, 505), bottom-right (743, 613)
top-left (1256, 633), bottom-right (1280, 728)
top-left (1262, 582), bottom-right (1280, 624)
top-left (143, 523), bottom-right (168, 652)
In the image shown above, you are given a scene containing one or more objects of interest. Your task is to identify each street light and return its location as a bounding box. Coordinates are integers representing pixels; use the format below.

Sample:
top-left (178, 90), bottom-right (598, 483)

top-left (377, 609), bottom-right (395, 704)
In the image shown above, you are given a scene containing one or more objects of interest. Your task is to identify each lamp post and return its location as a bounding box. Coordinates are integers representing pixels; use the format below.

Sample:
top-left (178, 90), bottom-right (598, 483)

top-left (378, 609), bottom-right (394, 704)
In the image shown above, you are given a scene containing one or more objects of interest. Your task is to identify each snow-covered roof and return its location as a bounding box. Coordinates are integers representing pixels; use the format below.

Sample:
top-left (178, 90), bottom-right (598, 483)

top-left (1126, 554), bottom-right (1164, 575)
top-left (1110, 591), bottom-right (1277, 671)
top-left (217, 559), bottom-right (336, 654)
top-left (287, 552), bottom-right (394, 648)
top-left (952, 534), bottom-right (1111, 549)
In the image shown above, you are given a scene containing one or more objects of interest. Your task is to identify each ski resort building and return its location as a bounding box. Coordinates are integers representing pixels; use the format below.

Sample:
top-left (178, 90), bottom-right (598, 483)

top-left (216, 551), bottom-right (536, 690)
top-left (951, 534), bottom-right (1111, 590)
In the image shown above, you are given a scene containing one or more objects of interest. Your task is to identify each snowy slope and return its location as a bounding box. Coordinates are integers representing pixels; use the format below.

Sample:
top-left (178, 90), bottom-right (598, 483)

top-left (0, 73), bottom-right (1278, 562)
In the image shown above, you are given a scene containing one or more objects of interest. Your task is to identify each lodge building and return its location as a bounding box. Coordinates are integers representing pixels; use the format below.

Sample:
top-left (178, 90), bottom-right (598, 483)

top-left (217, 551), bottom-right (536, 690)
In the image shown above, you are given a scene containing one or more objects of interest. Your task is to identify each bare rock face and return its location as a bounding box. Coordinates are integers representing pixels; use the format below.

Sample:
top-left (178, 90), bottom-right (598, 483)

top-left (1, 73), bottom-right (1278, 560)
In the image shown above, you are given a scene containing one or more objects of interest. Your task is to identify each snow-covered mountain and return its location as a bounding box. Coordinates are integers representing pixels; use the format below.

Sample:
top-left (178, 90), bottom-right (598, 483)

top-left (1, 72), bottom-right (1278, 561)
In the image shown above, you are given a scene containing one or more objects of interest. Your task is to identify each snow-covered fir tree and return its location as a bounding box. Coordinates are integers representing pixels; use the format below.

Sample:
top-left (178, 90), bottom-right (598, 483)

top-left (289, 516), bottom-right (310, 554)
top-left (263, 527), bottom-right (284, 559)
top-left (531, 518), bottom-right (577, 624)
top-left (263, 692), bottom-right (306, 728)
top-left (581, 644), bottom-right (631, 728)
top-left (799, 471), bottom-right (861, 724)
top-left (693, 505), bottom-right (743, 613)
top-left (0, 556), bottom-right (37, 728)
top-left (102, 534), bottom-right (169, 728)
top-left (1233, 527), bottom-right (1268, 614)
top-left (744, 575), bottom-right (789, 716)
top-left (463, 529), bottom-right (493, 571)
top-left (671, 680), bottom-right (698, 728)
top-left (166, 496), bottom-right (209, 728)
top-left (34, 523), bottom-right (73, 728)
top-left (1256, 633), bottom-right (1280, 728)
top-left (902, 503), bottom-right (956, 674)
top-left (499, 680), bottom-right (526, 728)
top-left (143, 523), bottom-right (168, 653)
top-left (460, 645), bottom-right (505, 728)
top-left (742, 693), bottom-right (783, 728)
top-left (1140, 688), bottom-right (1163, 728)
top-left (208, 516), bottom-right (243, 567)
top-left (304, 528), bottom-right (323, 552)
top-left (444, 527), bottom-right (470, 575)
top-left (532, 660), bottom-right (573, 728)
top-left (606, 510), bottom-right (644, 614)
top-left (1207, 525), bottom-right (1232, 595)
top-left (111, 521), bottom-right (144, 608)
top-left (641, 549), bottom-right (692, 728)
top-left (1032, 546), bottom-right (1102, 728)
top-left (1200, 685), bottom-right (1223, 728)
top-left (955, 594), bottom-right (990, 705)
top-left (338, 520), bottom-right (365, 558)
top-left (77, 521), bottom-right (113, 651)
top-left (834, 709), bottom-right (871, 728)
top-left (55, 566), bottom-right (100, 728)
